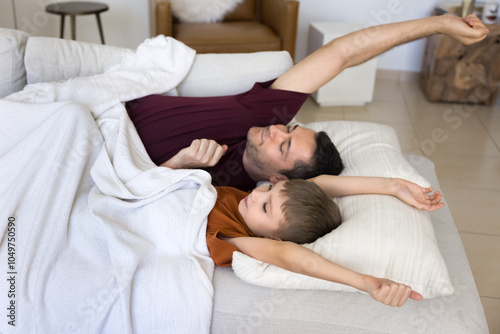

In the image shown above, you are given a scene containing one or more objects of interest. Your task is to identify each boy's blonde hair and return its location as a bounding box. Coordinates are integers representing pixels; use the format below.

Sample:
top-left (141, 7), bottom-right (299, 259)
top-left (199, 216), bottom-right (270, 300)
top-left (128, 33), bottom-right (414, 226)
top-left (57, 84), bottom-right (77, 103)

top-left (275, 179), bottom-right (342, 244)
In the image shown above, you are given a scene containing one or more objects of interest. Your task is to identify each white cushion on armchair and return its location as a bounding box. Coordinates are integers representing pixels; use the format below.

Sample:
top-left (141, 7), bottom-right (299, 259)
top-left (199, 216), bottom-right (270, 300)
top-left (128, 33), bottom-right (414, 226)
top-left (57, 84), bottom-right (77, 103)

top-left (23, 36), bottom-right (293, 96)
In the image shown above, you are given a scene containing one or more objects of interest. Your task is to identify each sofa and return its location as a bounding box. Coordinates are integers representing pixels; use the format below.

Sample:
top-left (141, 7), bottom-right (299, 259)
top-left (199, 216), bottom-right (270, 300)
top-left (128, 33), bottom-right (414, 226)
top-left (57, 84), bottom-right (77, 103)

top-left (0, 28), bottom-right (489, 333)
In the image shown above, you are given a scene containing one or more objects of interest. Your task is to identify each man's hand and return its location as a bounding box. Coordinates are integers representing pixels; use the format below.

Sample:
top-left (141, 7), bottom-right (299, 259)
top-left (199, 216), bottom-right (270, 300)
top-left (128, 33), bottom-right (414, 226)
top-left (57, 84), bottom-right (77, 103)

top-left (392, 178), bottom-right (444, 211)
top-left (441, 14), bottom-right (489, 45)
top-left (161, 139), bottom-right (228, 169)
top-left (362, 275), bottom-right (423, 307)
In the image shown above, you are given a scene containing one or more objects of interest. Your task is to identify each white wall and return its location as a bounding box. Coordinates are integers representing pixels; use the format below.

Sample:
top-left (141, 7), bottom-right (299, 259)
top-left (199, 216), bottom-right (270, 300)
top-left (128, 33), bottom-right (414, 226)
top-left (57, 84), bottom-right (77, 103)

top-left (1, 0), bottom-right (150, 49)
top-left (2, 0), bottom-right (443, 72)
top-left (0, 1), bottom-right (16, 29)
top-left (295, 0), bottom-right (440, 72)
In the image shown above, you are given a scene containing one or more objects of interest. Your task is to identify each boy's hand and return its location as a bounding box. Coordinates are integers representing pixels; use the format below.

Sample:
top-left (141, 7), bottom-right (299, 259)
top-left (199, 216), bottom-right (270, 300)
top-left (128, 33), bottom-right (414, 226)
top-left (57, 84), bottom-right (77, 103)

top-left (161, 139), bottom-right (228, 169)
top-left (393, 178), bottom-right (444, 211)
top-left (362, 275), bottom-right (423, 307)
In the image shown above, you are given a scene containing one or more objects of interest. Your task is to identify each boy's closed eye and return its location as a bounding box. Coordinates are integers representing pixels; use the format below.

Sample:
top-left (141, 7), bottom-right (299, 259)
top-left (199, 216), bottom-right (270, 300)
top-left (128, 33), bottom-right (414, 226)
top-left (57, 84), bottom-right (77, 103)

top-left (263, 184), bottom-right (274, 213)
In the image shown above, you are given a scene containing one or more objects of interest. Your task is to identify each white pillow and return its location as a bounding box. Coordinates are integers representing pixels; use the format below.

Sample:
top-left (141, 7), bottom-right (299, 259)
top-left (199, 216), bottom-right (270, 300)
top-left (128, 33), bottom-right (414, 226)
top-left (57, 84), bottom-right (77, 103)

top-left (0, 28), bottom-right (29, 98)
top-left (232, 121), bottom-right (454, 299)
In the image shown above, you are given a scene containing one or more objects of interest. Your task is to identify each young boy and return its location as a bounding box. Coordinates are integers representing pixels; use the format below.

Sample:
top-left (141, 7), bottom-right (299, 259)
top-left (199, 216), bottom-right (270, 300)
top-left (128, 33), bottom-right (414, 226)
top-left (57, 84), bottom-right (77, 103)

top-left (207, 175), bottom-right (444, 307)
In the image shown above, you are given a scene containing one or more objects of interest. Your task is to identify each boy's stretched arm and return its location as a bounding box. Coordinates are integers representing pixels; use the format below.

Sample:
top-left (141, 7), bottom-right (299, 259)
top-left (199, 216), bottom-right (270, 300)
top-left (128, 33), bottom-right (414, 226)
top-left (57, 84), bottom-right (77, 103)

top-left (309, 175), bottom-right (444, 211)
top-left (225, 236), bottom-right (423, 307)
top-left (271, 14), bottom-right (488, 94)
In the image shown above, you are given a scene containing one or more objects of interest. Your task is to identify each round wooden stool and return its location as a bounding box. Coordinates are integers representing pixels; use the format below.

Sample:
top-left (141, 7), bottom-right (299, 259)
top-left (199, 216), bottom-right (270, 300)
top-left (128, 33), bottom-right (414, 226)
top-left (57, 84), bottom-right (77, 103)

top-left (46, 1), bottom-right (109, 44)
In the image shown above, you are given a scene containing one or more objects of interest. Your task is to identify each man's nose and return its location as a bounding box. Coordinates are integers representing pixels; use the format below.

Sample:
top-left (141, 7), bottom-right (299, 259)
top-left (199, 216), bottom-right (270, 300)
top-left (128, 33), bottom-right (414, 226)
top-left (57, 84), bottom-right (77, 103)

top-left (269, 125), bottom-right (287, 141)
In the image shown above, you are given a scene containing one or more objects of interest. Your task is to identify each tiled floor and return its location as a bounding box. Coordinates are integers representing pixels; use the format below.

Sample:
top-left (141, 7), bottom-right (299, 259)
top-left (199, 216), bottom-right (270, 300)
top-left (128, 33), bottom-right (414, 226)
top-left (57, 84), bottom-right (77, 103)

top-left (294, 72), bottom-right (500, 333)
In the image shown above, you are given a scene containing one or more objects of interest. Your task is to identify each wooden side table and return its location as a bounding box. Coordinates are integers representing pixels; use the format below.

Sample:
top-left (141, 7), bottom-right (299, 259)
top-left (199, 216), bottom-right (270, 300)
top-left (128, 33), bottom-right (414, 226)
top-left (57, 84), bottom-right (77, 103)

top-left (420, 23), bottom-right (500, 105)
top-left (46, 1), bottom-right (109, 44)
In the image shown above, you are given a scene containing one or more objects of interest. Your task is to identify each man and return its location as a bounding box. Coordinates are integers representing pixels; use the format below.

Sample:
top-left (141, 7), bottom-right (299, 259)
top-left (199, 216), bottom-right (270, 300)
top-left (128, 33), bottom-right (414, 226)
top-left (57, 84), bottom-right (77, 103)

top-left (127, 14), bottom-right (488, 191)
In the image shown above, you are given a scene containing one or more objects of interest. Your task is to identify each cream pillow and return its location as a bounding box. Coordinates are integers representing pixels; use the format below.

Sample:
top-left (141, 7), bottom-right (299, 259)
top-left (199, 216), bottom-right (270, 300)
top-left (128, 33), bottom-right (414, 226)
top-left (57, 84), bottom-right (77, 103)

top-left (232, 121), bottom-right (454, 299)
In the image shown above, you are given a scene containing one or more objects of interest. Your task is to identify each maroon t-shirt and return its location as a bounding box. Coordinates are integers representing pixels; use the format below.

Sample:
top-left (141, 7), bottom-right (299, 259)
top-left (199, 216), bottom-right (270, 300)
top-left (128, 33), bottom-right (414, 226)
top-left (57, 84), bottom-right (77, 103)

top-left (126, 80), bottom-right (309, 190)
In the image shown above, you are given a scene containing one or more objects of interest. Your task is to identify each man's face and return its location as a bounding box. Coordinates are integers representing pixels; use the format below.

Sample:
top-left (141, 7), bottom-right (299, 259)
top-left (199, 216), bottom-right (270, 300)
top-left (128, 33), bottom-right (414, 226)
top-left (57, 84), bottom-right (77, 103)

top-left (238, 181), bottom-right (286, 238)
top-left (243, 124), bottom-right (316, 181)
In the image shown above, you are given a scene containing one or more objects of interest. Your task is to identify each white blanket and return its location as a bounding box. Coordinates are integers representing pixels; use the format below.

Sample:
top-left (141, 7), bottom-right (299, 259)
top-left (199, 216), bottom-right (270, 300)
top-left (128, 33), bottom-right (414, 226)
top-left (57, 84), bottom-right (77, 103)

top-left (0, 36), bottom-right (217, 333)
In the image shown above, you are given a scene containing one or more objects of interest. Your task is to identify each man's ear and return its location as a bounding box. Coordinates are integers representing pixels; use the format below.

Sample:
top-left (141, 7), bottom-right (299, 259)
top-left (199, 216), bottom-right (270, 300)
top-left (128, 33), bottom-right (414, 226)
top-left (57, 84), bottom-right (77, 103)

top-left (269, 175), bottom-right (288, 184)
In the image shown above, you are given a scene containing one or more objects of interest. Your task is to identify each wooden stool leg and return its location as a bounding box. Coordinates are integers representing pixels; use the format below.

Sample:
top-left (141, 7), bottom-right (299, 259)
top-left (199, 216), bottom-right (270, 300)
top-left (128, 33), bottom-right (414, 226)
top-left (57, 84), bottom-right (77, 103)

top-left (95, 13), bottom-right (105, 44)
top-left (60, 14), bottom-right (65, 38)
top-left (70, 15), bottom-right (76, 40)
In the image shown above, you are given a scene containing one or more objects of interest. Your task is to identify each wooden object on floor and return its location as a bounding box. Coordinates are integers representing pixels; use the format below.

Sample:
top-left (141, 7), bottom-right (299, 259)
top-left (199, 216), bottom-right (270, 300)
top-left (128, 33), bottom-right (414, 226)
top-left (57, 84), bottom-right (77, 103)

top-left (46, 1), bottom-right (109, 44)
top-left (420, 23), bottom-right (500, 105)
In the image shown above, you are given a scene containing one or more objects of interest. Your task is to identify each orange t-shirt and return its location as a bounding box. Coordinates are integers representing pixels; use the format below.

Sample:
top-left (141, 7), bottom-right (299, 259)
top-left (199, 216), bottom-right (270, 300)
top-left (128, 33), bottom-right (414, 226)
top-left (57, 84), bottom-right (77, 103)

top-left (206, 186), bottom-right (258, 267)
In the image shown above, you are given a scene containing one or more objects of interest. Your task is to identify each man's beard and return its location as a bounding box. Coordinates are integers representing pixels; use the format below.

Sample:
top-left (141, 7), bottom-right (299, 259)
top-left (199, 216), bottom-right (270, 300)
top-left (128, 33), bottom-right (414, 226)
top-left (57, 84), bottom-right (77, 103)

top-left (245, 130), bottom-right (272, 175)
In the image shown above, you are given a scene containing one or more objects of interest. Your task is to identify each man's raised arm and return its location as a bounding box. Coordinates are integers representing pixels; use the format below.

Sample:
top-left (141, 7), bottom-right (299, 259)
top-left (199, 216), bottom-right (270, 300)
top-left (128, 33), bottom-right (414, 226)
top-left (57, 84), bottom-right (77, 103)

top-left (271, 14), bottom-right (489, 94)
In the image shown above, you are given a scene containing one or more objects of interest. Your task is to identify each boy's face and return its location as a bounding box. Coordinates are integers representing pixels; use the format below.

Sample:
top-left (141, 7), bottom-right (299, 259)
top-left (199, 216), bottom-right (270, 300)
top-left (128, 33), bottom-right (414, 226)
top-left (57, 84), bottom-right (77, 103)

top-left (238, 181), bottom-right (286, 239)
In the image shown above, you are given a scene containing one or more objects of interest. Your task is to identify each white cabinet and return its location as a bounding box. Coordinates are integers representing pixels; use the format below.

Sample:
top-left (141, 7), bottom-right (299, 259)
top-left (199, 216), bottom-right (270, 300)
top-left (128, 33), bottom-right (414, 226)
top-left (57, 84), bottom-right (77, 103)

top-left (307, 22), bottom-right (377, 106)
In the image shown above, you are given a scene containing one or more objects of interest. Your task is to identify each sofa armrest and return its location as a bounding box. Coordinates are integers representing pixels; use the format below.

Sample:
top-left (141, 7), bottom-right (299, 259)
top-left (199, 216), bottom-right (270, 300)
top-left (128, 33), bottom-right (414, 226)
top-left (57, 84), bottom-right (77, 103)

top-left (261, 0), bottom-right (299, 61)
top-left (156, 1), bottom-right (174, 36)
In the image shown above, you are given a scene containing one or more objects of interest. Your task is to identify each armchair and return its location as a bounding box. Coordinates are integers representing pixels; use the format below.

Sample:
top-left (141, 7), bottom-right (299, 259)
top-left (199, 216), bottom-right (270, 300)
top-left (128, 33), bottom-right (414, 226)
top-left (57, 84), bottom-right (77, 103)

top-left (155, 0), bottom-right (299, 60)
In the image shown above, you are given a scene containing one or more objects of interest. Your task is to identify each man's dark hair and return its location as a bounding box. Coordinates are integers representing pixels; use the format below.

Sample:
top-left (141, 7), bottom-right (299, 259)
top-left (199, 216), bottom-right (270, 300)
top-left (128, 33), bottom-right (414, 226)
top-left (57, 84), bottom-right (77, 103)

top-left (279, 131), bottom-right (344, 179)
